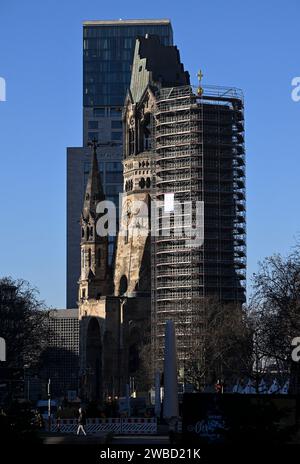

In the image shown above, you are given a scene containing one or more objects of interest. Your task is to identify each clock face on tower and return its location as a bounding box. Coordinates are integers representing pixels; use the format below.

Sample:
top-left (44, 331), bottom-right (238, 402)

top-left (122, 199), bottom-right (141, 224)
top-left (122, 199), bottom-right (132, 226)
top-left (122, 197), bottom-right (149, 239)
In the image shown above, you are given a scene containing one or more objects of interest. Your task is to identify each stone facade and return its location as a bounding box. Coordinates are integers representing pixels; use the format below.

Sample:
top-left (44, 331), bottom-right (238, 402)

top-left (78, 139), bottom-right (151, 401)
top-left (79, 297), bottom-right (119, 400)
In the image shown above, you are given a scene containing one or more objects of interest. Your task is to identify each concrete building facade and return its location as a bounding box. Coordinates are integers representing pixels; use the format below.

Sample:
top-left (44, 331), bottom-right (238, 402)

top-left (42, 309), bottom-right (79, 397)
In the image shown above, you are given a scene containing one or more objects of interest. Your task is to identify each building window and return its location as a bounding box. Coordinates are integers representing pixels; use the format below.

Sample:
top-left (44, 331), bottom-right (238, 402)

top-left (119, 275), bottom-right (128, 295)
top-left (144, 135), bottom-right (151, 150)
top-left (139, 178), bottom-right (146, 189)
top-left (129, 129), bottom-right (134, 154)
top-left (88, 249), bottom-right (91, 267)
top-left (88, 120), bottom-right (98, 130)
top-left (94, 108), bottom-right (105, 117)
top-left (110, 108), bottom-right (122, 118)
top-left (111, 131), bottom-right (122, 141)
top-left (82, 289), bottom-right (86, 299)
top-left (125, 179), bottom-right (133, 192)
top-left (88, 132), bottom-right (98, 142)
top-left (111, 120), bottom-right (122, 129)
top-left (97, 249), bottom-right (101, 267)
top-left (106, 172), bottom-right (123, 183)
top-left (105, 162), bottom-right (123, 183)
top-left (84, 161), bottom-right (90, 174)
top-left (124, 38), bottom-right (132, 49)
top-left (106, 184), bottom-right (120, 195)
top-left (106, 161), bottom-right (122, 171)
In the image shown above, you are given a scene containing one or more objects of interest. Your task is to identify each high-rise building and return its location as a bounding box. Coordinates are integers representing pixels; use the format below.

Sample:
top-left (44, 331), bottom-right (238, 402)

top-left (42, 309), bottom-right (79, 397)
top-left (67, 19), bottom-right (173, 308)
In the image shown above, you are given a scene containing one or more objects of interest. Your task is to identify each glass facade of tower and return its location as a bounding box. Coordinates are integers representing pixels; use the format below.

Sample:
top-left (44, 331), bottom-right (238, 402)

top-left (83, 23), bottom-right (173, 107)
top-left (67, 20), bottom-right (173, 308)
top-left (82, 21), bottom-right (173, 206)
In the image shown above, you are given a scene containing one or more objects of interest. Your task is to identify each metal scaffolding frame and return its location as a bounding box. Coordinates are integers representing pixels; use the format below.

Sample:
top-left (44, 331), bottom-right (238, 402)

top-left (151, 84), bottom-right (246, 374)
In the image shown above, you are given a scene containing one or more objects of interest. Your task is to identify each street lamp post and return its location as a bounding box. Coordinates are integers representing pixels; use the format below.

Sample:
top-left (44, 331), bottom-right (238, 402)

top-left (118, 296), bottom-right (127, 397)
top-left (47, 378), bottom-right (51, 431)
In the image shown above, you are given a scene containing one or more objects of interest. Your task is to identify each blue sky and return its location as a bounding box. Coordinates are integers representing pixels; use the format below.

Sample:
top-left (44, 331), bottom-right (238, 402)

top-left (0, 0), bottom-right (299, 308)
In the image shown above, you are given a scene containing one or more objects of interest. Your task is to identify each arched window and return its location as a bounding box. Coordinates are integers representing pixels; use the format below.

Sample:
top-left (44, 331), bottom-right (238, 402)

top-left (88, 249), bottom-right (92, 267)
top-left (90, 227), bottom-right (93, 237)
top-left (129, 128), bottom-right (134, 155)
top-left (81, 228), bottom-right (85, 238)
top-left (139, 177), bottom-right (146, 189)
top-left (143, 112), bottom-right (151, 150)
top-left (119, 275), bottom-right (128, 295)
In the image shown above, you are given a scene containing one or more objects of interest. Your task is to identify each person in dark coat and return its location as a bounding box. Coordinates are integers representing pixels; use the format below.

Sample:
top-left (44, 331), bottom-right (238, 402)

top-left (76, 407), bottom-right (87, 435)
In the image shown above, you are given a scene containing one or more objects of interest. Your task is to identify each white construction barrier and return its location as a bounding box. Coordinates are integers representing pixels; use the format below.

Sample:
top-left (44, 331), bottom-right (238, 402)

top-left (50, 417), bottom-right (157, 435)
top-left (119, 418), bottom-right (157, 434)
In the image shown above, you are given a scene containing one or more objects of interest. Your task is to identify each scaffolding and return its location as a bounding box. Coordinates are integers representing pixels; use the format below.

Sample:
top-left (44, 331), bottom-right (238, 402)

top-left (151, 84), bottom-right (246, 374)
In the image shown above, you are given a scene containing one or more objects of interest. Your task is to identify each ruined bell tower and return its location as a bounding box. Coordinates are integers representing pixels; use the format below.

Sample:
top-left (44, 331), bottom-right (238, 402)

top-left (114, 35), bottom-right (189, 298)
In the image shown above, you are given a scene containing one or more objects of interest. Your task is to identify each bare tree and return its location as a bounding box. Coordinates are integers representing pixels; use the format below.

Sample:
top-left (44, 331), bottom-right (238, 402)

top-left (0, 276), bottom-right (48, 369)
top-left (129, 321), bottom-right (153, 393)
top-left (183, 297), bottom-right (253, 391)
top-left (249, 244), bottom-right (300, 392)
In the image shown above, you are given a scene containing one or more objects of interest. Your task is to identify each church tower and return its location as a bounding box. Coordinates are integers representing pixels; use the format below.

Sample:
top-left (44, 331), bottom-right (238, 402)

top-left (78, 139), bottom-right (110, 302)
top-left (114, 35), bottom-right (189, 297)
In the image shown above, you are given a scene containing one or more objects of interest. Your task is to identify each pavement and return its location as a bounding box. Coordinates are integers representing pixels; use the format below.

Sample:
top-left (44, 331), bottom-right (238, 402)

top-left (109, 435), bottom-right (169, 445)
top-left (41, 432), bottom-right (109, 444)
top-left (41, 431), bottom-right (170, 445)
top-left (40, 423), bottom-right (172, 445)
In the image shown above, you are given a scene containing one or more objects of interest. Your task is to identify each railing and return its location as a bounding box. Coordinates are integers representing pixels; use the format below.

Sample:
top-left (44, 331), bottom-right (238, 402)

top-left (156, 149), bottom-right (202, 159)
top-left (157, 160), bottom-right (202, 170)
top-left (156, 84), bottom-right (243, 102)
top-left (50, 417), bottom-right (157, 435)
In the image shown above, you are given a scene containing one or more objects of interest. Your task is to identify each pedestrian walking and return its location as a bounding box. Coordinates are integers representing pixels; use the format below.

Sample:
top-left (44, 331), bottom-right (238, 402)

top-left (76, 407), bottom-right (87, 436)
top-left (56, 406), bottom-right (62, 433)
